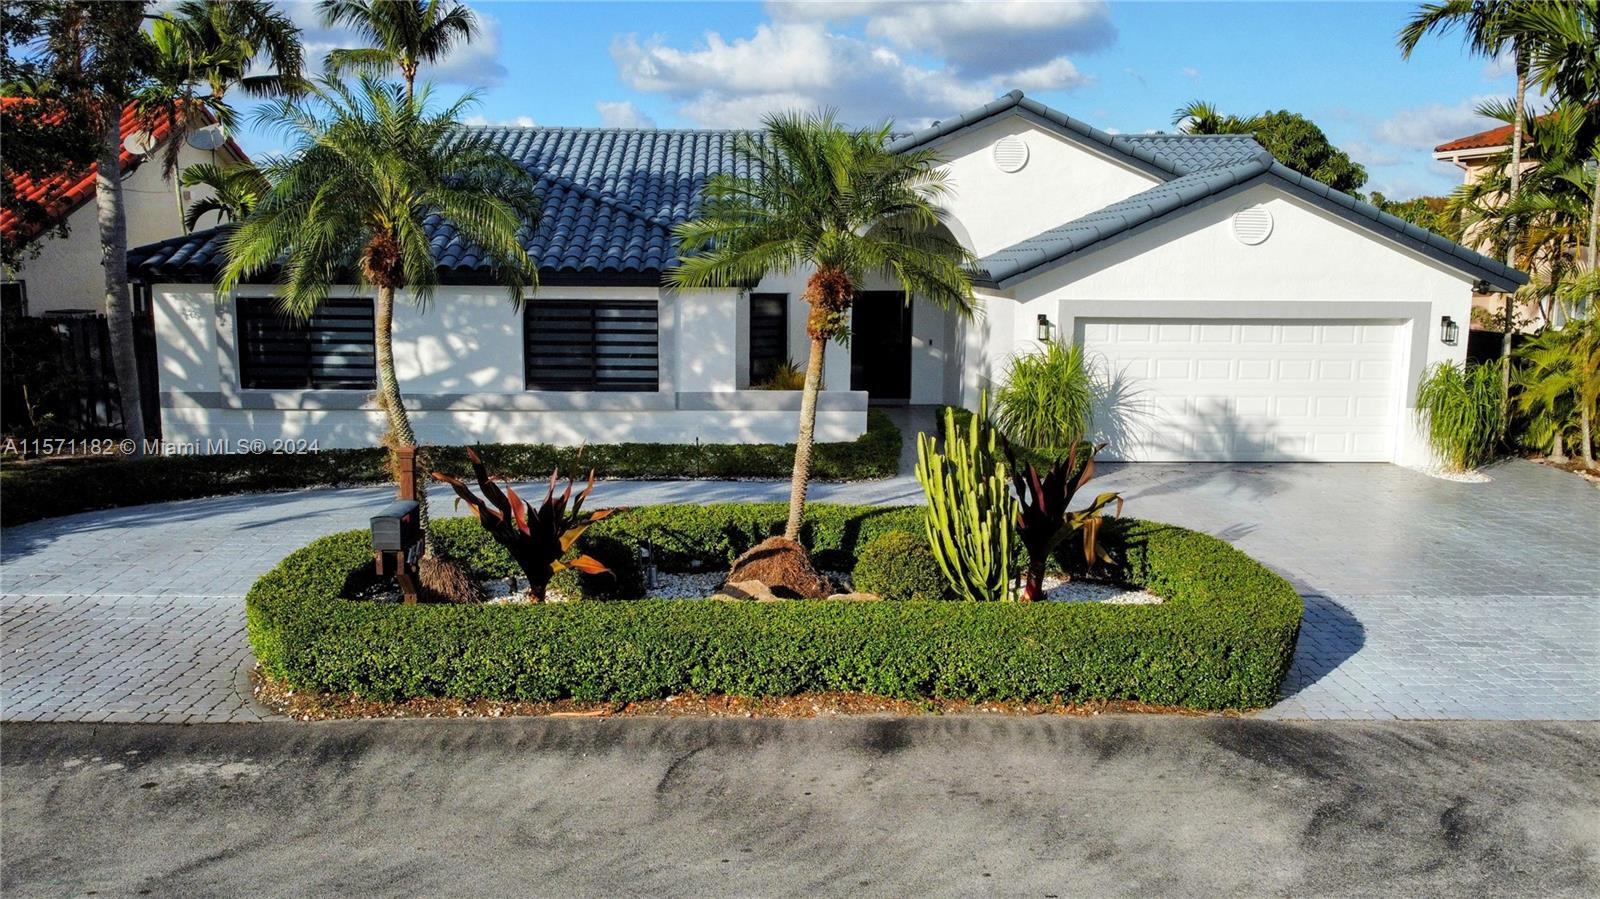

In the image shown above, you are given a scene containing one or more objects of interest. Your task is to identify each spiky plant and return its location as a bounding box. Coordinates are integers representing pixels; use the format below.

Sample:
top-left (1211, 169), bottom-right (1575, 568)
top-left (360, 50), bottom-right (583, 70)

top-left (1415, 361), bottom-right (1507, 471)
top-left (179, 161), bottom-right (269, 230)
top-left (668, 109), bottom-right (977, 543)
top-left (218, 76), bottom-right (540, 550)
top-left (994, 341), bottom-right (1095, 463)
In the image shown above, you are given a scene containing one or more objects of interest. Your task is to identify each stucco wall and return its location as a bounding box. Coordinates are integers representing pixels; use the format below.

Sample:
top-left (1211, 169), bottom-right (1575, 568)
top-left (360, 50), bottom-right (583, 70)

top-left (151, 283), bottom-right (868, 450)
top-left (960, 182), bottom-right (1476, 466)
top-left (11, 142), bottom-right (240, 315)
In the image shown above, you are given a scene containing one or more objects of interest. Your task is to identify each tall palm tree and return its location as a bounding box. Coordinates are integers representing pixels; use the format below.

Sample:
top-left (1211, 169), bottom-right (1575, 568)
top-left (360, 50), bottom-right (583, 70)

top-left (318, 0), bottom-right (478, 100)
top-left (218, 76), bottom-right (540, 548)
top-left (1399, 1), bottom-right (1529, 397)
top-left (668, 110), bottom-right (977, 542)
top-left (1517, 304), bottom-right (1600, 468)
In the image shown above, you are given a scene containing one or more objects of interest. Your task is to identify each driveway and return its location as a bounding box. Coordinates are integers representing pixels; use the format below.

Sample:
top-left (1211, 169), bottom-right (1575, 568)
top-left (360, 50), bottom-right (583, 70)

top-left (2, 457), bottom-right (1596, 721)
top-left (3, 717), bottom-right (1596, 898)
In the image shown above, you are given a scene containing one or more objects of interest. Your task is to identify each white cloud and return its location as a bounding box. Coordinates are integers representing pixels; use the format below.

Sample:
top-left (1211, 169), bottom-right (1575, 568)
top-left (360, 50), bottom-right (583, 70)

top-left (1371, 95), bottom-right (1501, 150)
top-left (462, 114), bottom-right (535, 128)
top-left (611, 19), bottom-right (1093, 128)
top-left (596, 100), bottom-right (657, 129)
top-left (281, 1), bottom-right (508, 89)
top-left (770, 1), bottom-right (1115, 77)
top-left (1181, 66), bottom-right (1200, 79)
top-left (1481, 49), bottom-right (1515, 80)
top-left (1341, 139), bottom-right (1403, 168)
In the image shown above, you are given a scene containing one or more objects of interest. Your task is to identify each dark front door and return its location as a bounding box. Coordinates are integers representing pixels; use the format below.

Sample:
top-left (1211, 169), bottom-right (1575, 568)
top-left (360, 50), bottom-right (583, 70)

top-left (850, 292), bottom-right (911, 401)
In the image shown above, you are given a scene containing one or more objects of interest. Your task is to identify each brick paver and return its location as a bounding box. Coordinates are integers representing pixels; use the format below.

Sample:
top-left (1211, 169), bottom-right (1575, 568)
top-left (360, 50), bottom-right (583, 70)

top-left (2, 446), bottom-right (1596, 722)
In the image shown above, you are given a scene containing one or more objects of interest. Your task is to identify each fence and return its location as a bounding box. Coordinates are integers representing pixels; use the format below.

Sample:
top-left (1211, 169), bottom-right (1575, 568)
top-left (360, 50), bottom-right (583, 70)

top-left (1, 301), bottom-right (160, 440)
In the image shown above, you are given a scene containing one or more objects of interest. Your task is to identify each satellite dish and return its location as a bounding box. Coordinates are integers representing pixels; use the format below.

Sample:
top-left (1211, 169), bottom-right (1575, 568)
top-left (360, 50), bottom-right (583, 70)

top-left (122, 130), bottom-right (157, 156)
top-left (187, 123), bottom-right (227, 151)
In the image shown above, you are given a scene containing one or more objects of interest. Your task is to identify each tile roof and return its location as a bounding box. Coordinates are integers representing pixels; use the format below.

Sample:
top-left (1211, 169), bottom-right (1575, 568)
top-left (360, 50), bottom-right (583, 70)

top-left (1112, 134), bottom-right (1266, 173)
top-left (977, 151), bottom-right (1528, 292)
top-left (1434, 121), bottom-right (1514, 154)
top-left (1, 99), bottom-right (247, 243)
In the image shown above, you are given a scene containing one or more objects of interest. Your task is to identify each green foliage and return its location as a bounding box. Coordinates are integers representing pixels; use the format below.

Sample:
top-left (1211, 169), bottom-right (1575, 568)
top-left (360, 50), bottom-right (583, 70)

top-left (0, 410), bottom-right (900, 526)
top-left (916, 400), bottom-right (1017, 602)
top-left (1006, 440), bottom-right (1122, 600)
top-left (180, 162), bottom-right (269, 231)
top-left (1513, 314), bottom-right (1600, 464)
top-left (851, 531), bottom-right (951, 602)
top-left (1173, 102), bottom-right (1367, 193)
top-left (993, 341), bottom-right (1095, 460)
top-left (246, 513), bottom-right (1302, 710)
top-left (1415, 361), bottom-right (1507, 471)
top-left (320, 0), bottom-right (479, 95)
top-left (1369, 192), bottom-right (1456, 236)
top-left (751, 360), bottom-right (806, 390)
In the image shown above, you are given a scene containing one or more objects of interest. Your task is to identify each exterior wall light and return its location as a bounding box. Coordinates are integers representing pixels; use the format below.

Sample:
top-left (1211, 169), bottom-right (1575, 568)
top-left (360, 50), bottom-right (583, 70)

top-left (1037, 313), bottom-right (1053, 342)
top-left (1440, 315), bottom-right (1460, 346)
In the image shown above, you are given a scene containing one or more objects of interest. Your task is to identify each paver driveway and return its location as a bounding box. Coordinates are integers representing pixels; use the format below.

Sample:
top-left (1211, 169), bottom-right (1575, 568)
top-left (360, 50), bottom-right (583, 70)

top-left (2, 457), bottom-right (1596, 722)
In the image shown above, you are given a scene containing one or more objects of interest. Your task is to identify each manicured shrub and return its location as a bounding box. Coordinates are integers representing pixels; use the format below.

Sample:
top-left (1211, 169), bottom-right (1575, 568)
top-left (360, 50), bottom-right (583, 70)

top-left (246, 505), bottom-right (1303, 710)
top-left (1415, 361), bottom-right (1505, 471)
top-left (850, 530), bottom-right (950, 601)
top-left (0, 409), bottom-right (900, 526)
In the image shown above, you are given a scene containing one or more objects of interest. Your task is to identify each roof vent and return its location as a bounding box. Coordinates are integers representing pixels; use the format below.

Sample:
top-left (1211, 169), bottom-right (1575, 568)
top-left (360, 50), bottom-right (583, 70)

top-left (992, 135), bottom-right (1028, 173)
top-left (1232, 206), bottom-right (1273, 245)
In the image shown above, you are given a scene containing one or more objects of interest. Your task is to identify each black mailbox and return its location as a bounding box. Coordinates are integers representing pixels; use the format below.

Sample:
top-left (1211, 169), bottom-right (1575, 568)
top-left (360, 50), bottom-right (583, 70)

top-left (370, 500), bottom-right (421, 552)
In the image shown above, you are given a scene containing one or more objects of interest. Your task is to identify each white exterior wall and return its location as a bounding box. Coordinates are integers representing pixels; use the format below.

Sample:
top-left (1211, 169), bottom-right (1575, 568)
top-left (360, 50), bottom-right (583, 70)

top-left (10, 142), bottom-right (242, 314)
top-left (152, 284), bottom-right (868, 450)
top-left (959, 183), bottom-right (1475, 466)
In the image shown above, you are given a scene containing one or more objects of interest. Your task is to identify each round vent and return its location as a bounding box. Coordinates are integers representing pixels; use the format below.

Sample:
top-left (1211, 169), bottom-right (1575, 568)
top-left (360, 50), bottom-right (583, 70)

top-left (1232, 206), bottom-right (1273, 245)
top-left (992, 135), bottom-right (1029, 173)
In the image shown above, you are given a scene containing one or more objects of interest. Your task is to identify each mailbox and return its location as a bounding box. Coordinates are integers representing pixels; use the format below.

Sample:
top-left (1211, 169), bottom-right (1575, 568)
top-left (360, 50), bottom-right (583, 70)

top-left (370, 500), bottom-right (421, 552)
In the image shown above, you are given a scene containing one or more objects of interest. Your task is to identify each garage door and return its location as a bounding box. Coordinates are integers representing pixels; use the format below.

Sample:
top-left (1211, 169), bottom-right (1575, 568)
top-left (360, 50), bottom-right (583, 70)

top-left (1078, 318), bottom-right (1402, 462)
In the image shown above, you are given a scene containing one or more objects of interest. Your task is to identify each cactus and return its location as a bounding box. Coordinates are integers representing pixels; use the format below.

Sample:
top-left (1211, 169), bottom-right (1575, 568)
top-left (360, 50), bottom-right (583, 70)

top-left (915, 397), bottom-right (1018, 602)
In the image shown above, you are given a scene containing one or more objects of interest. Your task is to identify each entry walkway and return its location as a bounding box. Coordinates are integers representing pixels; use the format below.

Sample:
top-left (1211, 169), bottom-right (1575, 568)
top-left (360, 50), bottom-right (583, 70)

top-left (2, 438), bottom-right (1596, 721)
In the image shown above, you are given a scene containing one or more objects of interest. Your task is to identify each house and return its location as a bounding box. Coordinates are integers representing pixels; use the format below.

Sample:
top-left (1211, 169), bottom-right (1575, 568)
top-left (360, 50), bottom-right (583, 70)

top-left (128, 90), bottom-right (1523, 465)
top-left (1433, 119), bottom-right (1545, 331)
top-left (1, 100), bottom-right (250, 316)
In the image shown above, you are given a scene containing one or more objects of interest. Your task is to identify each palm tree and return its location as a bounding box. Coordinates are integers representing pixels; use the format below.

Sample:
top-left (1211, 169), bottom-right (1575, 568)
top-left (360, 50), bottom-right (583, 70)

top-left (668, 110), bottom-right (978, 542)
top-left (138, 0), bottom-right (305, 195)
top-left (180, 161), bottom-right (269, 231)
top-left (1399, 1), bottom-right (1530, 398)
top-left (1516, 306), bottom-right (1600, 468)
top-left (318, 0), bottom-right (478, 100)
top-left (218, 77), bottom-right (540, 548)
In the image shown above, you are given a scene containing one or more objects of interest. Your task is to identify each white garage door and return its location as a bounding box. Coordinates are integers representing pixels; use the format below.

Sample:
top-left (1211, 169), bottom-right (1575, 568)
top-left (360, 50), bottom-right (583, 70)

top-left (1078, 318), bottom-right (1402, 462)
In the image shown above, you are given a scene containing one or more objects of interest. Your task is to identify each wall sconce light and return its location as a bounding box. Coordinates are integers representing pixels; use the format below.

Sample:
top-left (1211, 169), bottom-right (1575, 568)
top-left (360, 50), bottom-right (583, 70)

top-left (1440, 315), bottom-right (1460, 346)
top-left (1036, 313), bottom-right (1053, 342)
top-left (1471, 279), bottom-right (1492, 294)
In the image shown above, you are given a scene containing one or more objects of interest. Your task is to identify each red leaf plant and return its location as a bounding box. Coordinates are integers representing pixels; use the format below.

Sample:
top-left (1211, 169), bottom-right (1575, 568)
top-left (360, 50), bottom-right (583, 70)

top-left (1005, 441), bottom-right (1123, 602)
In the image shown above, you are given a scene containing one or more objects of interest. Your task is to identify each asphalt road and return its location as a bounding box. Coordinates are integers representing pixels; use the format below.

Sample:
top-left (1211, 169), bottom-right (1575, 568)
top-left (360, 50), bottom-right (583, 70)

top-left (3, 717), bottom-right (1596, 898)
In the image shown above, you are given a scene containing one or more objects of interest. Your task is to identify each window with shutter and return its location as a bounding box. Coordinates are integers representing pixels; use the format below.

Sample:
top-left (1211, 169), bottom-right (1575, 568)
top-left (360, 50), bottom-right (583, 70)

top-left (748, 293), bottom-right (788, 384)
top-left (525, 299), bottom-right (659, 391)
top-left (237, 297), bottom-right (377, 389)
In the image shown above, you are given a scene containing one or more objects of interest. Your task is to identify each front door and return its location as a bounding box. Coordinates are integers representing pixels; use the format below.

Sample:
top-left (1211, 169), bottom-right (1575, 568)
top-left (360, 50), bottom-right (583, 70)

top-left (850, 292), bottom-right (911, 401)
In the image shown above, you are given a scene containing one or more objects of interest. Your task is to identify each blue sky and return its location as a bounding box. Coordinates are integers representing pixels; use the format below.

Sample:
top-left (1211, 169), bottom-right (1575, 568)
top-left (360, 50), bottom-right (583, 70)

top-left (248, 0), bottom-right (1523, 199)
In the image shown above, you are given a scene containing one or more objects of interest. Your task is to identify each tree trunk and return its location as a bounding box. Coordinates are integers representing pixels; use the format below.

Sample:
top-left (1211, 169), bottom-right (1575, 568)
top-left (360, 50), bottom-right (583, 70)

top-left (1580, 402), bottom-right (1595, 470)
top-left (376, 286), bottom-right (432, 549)
top-left (1587, 170), bottom-right (1598, 316)
top-left (1502, 50), bottom-right (1527, 405)
top-left (96, 100), bottom-right (146, 455)
top-left (783, 335), bottom-right (828, 541)
top-left (1550, 426), bottom-right (1567, 464)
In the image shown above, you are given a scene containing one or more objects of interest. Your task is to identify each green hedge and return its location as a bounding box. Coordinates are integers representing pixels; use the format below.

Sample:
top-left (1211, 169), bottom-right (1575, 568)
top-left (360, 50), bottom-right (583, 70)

top-left (0, 409), bottom-right (899, 527)
top-left (247, 505), bottom-right (1303, 710)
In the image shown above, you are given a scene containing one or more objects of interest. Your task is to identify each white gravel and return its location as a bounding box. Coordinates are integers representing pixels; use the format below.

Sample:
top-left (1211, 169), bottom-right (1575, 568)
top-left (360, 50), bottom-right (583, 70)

top-left (1405, 464), bottom-right (1492, 483)
top-left (1038, 577), bottom-right (1163, 605)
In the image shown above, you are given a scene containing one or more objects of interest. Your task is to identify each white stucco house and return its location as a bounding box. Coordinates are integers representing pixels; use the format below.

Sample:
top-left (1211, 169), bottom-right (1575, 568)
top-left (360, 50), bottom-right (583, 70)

top-left (2, 101), bottom-right (250, 316)
top-left (128, 90), bottom-right (1524, 465)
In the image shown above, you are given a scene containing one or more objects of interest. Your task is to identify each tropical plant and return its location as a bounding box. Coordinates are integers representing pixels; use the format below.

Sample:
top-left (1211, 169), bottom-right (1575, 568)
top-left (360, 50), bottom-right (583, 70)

top-left (319, 0), bottom-right (478, 100)
top-left (218, 76), bottom-right (541, 550)
top-left (1171, 102), bottom-right (1367, 193)
top-left (1515, 310), bottom-right (1600, 468)
top-left (915, 398), bottom-right (1016, 602)
top-left (1415, 361), bottom-right (1507, 471)
top-left (993, 341), bottom-right (1095, 461)
top-left (432, 448), bottom-right (615, 601)
top-left (1005, 439), bottom-right (1122, 601)
top-left (751, 359), bottom-right (806, 390)
top-left (669, 110), bottom-right (977, 543)
top-left (179, 161), bottom-right (269, 230)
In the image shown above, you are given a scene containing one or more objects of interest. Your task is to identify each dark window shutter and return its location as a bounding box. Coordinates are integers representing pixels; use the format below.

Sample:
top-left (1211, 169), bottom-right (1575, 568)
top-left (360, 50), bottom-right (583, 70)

top-left (525, 299), bottom-right (659, 392)
top-left (237, 297), bottom-right (376, 389)
top-left (748, 293), bottom-right (787, 383)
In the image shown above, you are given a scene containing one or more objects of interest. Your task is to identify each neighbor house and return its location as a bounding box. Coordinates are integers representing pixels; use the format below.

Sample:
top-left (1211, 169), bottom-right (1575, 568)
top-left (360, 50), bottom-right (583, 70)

top-left (1, 99), bottom-right (250, 316)
top-left (129, 90), bottom-right (1523, 465)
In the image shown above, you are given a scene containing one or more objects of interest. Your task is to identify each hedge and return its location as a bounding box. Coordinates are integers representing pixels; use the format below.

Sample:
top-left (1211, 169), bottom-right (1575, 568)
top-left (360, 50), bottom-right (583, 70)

top-left (247, 504), bottom-right (1303, 710)
top-left (0, 409), bottom-right (899, 527)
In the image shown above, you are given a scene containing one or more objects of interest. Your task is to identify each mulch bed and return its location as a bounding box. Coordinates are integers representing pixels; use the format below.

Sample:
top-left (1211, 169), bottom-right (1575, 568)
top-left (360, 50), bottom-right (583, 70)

top-left (252, 669), bottom-right (1230, 721)
top-left (1531, 456), bottom-right (1600, 485)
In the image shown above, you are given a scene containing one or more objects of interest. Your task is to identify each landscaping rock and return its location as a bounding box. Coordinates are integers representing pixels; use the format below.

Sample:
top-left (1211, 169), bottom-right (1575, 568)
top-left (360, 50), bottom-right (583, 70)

top-left (724, 537), bottom-right (835, 599)
top-left (826, 592), bottom-right (880, 602)
top-left (711, 580), bottom-right (782, 602)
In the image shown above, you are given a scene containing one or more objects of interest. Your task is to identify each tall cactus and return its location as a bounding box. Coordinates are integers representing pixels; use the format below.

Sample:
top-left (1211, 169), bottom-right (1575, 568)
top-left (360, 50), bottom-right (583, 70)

top-left (915, 397), bottom-right (1018, 602)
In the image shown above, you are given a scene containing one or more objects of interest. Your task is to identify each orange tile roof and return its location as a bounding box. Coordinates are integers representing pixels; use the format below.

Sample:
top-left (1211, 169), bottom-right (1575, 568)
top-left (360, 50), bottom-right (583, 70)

top-left (1434, 121), bottom-right (1516, 154)
top-left (1, 99), bottom-right (248, 242)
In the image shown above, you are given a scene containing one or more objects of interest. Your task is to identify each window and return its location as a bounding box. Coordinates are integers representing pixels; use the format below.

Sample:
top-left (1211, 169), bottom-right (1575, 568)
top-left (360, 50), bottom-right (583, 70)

top-left (0, 281), bottom-right (26, 319)
top-left (236, 296), bottom-right (376, 389)
top-left (748, 293), bottom-right (788, 384)
top-left (525, 299), bottom-right (659, 391)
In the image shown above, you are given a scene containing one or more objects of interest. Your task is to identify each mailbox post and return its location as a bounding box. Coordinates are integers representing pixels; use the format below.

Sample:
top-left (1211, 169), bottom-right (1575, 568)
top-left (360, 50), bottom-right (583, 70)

top-left (371, 446), bottom-right (423, 603)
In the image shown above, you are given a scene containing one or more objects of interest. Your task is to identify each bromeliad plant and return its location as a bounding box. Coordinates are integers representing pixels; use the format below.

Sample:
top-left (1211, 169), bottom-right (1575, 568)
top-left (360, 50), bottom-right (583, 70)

top-left (432, 448), bottom-right (615, 601)
top-left (1005, 440), bottom-right (1123, 602)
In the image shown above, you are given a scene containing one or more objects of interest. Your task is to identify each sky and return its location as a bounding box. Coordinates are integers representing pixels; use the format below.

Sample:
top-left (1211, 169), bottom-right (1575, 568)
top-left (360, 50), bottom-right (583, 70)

top-left (238, 0), bottom-right (1526, 199)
